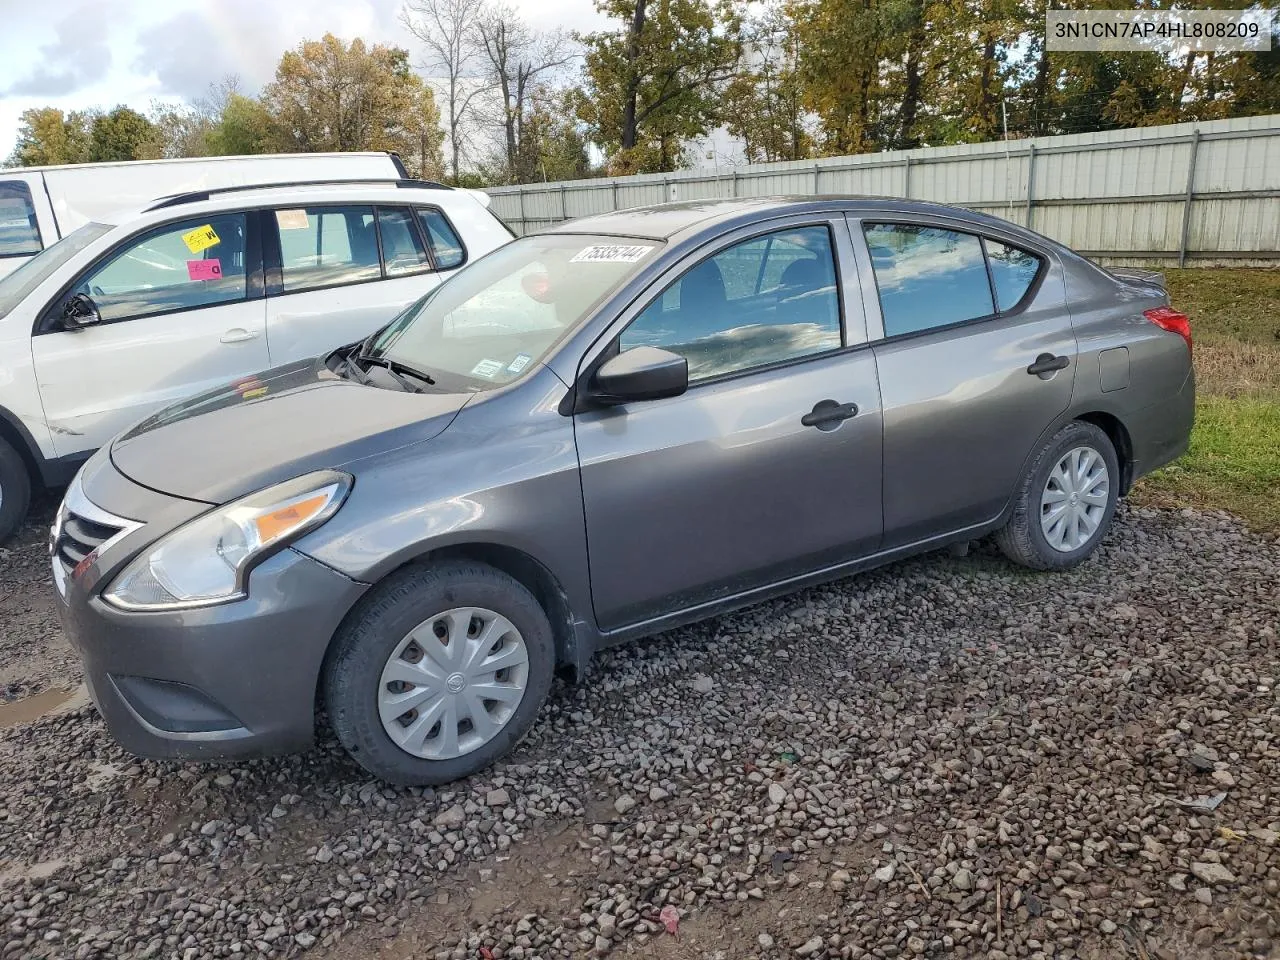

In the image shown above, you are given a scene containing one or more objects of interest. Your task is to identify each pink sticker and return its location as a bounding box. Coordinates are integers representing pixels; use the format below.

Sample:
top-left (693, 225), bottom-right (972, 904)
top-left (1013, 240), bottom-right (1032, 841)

top-left (187, 259), bottom-right (222, 281)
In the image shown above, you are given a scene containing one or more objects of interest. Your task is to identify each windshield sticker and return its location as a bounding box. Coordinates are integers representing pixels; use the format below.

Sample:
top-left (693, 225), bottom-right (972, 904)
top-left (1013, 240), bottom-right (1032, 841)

top-left (182, 224), bottom-right (220, 254)
top-left (506, 353), bottom-right (532, 374)
top-left (470, 358), bottom-right (504, 379)
top-left (276, 209), bottom-right (310, 230)
top-left (569, 244), bottom-right (654, 264)
top-left (187, 259), bottom-right (222, 281)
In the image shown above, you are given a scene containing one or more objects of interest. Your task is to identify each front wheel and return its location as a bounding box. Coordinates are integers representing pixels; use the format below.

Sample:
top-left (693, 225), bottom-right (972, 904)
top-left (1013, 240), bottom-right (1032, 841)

top-left (0, 438), bottom-right (32, 544)
top-left (996, 420), bottom-right (1120, 571)
top-left (324, 561), bottom-right (555, 786)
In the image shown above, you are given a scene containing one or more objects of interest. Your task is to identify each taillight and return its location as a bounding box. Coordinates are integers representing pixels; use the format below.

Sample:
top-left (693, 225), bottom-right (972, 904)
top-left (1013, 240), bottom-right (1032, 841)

top-left (1144, 306), bottom-right (1192, 355)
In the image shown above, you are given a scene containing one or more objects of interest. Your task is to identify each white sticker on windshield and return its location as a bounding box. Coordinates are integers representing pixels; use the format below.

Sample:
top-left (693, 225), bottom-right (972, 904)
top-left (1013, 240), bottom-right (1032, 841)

top-left (470, 358), bottom-right (504, 379)
top-left (569, 244), bottom-right (654, 264)
top-left (506, 354), bottom-right (532, 374)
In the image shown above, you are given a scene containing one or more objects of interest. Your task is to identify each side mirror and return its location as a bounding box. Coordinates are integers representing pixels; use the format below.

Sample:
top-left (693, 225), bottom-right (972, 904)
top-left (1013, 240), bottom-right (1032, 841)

top-left (61, 293), bottom-right (101, 330)
top-left (590, 346), bottom-right (688, 406)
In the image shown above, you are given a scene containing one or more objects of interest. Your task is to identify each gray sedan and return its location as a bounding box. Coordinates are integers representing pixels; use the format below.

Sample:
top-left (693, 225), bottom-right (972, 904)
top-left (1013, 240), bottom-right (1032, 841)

top-left (53, 198), bottom-right (1194, 785)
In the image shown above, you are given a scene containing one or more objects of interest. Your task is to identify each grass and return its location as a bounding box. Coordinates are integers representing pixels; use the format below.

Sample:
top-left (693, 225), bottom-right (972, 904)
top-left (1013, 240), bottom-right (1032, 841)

top-left (1131, 268), bottom-right (1280, 532)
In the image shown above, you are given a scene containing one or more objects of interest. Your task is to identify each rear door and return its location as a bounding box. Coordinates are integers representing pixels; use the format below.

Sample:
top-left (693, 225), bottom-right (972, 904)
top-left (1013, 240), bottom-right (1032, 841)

top-left (852, 215), bottom-right (1076, 547)
top-left (262, 203), bottom-right (463, 363)
top-left (31, 210), bottom-right (270, 457)
top-left (574, 217), bottom-right (883, 631)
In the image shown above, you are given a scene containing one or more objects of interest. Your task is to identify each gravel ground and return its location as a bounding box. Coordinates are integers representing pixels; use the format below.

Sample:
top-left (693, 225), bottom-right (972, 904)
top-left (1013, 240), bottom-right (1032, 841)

top-left (0, 503), bottom-right (1277, 960)
top-left (0, 498), bottom-right (70, 704)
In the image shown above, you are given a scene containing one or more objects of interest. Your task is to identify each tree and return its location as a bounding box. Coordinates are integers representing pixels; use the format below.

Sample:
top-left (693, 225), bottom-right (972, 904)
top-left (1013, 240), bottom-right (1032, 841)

top-left (401, 0), bottom-right (489, 181)
top-left (7, 107), bottom-right (94, 166)
top-left (261, 34), bottom-right (444, 177)
top-left (576, 0), bottom-right (741, 173)
top-left (208, 94), bottom-right (275, 155)
top-left (89, 106), bottom-right (162, 162)
top-left (148, 76), bottom-right (250, 158)
top-left (476, 5), bottom-right (575, 183)
top-left (527, 88), bottom-right (596, 180)
top-left (723, 2), bottom-right (810, 162)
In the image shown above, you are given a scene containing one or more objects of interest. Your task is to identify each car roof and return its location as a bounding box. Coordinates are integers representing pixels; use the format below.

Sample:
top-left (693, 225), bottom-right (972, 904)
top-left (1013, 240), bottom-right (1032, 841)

top-left (538, 196), bottom-right (1051, 245)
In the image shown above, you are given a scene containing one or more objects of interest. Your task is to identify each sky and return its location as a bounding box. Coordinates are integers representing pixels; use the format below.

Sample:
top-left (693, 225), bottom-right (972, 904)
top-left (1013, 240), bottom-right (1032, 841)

top-left (0, 0), bottom-right (611, 161)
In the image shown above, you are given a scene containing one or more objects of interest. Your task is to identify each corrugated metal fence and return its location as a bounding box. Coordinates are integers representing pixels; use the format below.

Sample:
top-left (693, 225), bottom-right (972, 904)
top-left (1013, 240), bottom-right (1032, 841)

top-left (485, 114), bottom-right (1280, 266)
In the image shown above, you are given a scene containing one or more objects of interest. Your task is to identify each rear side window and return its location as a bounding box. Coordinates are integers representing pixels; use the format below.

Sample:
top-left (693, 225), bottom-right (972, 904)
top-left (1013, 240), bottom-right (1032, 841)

top-left (986, 239), bottom-right (1041, 310)
top-left (377, 207), bottom-right (430, 277)
top-left (864, 223), bottom-right (993, 336)
top-left (75, 213), bottom-right (248, 323)
top-left (0, 181), bottom-right (43, 257)
top-left (417, 208), bottom-right (465, 269)
top-left (277, 206), bottom-right (381, 292)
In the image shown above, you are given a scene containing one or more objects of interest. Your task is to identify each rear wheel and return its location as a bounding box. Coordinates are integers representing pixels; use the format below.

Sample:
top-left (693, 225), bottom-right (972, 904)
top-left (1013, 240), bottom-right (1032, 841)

top-left (996, 420), bottom-right (1119, 571)
top-left (324, 561), bottom-right (555, 786)
top-left (0, 438), bottom-right (31, 544)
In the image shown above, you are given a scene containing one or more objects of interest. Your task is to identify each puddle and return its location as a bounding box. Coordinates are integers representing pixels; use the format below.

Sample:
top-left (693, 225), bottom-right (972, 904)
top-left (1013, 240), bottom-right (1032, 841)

top-left (0, 687), bottom-right (79, 730)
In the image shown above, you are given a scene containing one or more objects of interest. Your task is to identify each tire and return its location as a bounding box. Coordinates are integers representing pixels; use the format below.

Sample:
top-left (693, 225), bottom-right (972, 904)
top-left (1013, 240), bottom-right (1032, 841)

top-left (0, 438), bottom-right (32, 545)
top-left (996, 420), bottom-right (1120, 571)
top-left (324, 560), bottom-right (555, 786)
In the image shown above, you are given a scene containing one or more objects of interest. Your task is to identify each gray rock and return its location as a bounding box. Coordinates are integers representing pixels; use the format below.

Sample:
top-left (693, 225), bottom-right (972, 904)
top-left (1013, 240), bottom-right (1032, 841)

top-left (1190, 862), bottom-right (1236, 885)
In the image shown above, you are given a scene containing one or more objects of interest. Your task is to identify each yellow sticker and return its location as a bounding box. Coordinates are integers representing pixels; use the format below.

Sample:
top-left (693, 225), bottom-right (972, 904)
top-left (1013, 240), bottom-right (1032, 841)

top-left (275, 209), bottom-right (310, 230)
top-left (182, 224), bottom-right (220, 254)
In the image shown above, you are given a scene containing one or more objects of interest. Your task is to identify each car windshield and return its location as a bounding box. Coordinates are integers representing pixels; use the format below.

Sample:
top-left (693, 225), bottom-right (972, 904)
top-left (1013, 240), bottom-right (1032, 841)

top-left (0, 222), bottom-right (112, 319)
top-left (364, 234), bottom-right (663, 389)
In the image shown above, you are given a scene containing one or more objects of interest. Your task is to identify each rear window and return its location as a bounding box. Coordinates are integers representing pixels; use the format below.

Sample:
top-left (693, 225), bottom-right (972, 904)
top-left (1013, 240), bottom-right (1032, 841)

top-left (0, 181), bottom-right (43, 257)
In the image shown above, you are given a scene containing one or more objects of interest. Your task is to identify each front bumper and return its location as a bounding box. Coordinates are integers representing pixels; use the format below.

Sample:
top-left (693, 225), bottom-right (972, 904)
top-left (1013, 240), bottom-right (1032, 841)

top-left (55, 463), bottom-right (368, 761)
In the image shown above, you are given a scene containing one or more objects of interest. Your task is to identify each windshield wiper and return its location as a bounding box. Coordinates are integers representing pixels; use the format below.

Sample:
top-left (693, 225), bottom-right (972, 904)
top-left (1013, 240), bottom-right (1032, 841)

top-left (353, 352), bottom-right (436, 391)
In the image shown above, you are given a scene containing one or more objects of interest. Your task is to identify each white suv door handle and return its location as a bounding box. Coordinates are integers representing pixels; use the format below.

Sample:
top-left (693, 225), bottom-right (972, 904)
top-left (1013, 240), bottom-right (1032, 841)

top-left (220, 328), bottom-right (260, 344)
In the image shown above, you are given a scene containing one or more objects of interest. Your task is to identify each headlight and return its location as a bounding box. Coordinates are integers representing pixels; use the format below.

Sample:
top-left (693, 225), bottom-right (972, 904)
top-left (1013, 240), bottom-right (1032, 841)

top-left (104, 471), bottom-right (352, 610)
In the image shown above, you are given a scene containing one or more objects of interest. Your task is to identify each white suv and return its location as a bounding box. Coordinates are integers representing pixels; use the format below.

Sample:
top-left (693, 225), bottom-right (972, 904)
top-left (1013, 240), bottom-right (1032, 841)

top-left (0, 179), bottom-right (512, 539)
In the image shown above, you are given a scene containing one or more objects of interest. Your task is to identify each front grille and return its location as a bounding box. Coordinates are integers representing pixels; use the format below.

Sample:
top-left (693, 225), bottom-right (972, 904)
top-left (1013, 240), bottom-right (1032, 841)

top-left (54, 511), bottom-right (122, 575)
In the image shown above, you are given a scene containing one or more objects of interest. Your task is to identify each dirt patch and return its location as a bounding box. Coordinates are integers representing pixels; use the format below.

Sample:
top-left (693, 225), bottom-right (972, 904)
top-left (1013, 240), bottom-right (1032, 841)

top-left (0, 686), bottom-right (79, 730)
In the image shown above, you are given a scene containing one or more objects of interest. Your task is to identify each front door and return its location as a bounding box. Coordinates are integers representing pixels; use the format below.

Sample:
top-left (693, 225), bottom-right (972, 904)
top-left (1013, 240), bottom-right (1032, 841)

top-left (575, 220), bottom-right (884, 631)
top-left (31, 210), bottom-right (270, 457)
top-left (854, 218), bottom-right (1077, 547)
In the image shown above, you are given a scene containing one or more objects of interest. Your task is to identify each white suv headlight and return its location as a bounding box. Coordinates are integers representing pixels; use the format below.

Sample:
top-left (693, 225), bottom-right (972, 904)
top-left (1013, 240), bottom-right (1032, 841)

top-left (104, 471), bottom-right (352, 610)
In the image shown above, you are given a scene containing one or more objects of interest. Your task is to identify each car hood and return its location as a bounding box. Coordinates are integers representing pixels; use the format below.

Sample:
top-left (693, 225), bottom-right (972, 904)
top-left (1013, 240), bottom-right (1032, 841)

top-left (110, 359), bottom-right (472, 504)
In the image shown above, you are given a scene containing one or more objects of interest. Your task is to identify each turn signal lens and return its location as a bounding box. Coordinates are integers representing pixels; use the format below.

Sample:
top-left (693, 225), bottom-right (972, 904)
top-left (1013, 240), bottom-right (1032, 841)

top-left (253, 493), bottom-right (331, 542)
top-left (1143, 306), bottom-right (1192, 355)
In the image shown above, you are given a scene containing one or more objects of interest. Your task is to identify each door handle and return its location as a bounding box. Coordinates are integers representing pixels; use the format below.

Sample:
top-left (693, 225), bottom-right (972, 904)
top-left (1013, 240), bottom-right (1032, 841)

top-left (801, 399), bottom-right (859, 430)
top-left (1027, 353), bottom-right (1070, 377)
top-left (220, 328), bottom-right (260, 344)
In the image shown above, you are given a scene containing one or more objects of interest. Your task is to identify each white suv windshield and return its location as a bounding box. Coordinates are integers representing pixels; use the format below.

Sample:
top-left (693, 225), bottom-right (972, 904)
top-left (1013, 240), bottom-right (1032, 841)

top-left (0, 223), bottom-right (112, 319)
top-left (366, 234), bottom-right (662, 388)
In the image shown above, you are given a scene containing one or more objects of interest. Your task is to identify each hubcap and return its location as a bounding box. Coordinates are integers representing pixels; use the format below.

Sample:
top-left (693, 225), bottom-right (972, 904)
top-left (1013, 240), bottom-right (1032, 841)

top-left (377, 606), bottom-right (529, 760)
top-left (1040, 445), bottom-right (1110, 553)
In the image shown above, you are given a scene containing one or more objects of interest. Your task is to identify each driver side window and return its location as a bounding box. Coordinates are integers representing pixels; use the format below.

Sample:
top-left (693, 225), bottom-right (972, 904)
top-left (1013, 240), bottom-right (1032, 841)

top-left (77, 213), bottom-right (249, 324)
top-left (619, 225), bottom-right (842, 382)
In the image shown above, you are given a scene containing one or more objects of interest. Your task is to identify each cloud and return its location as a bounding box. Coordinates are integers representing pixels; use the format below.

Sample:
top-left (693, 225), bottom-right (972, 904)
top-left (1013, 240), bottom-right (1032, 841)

top-left (134, 0), bottom-right (408, 102)
top-left (4, 4), bottom-right (113, 97)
